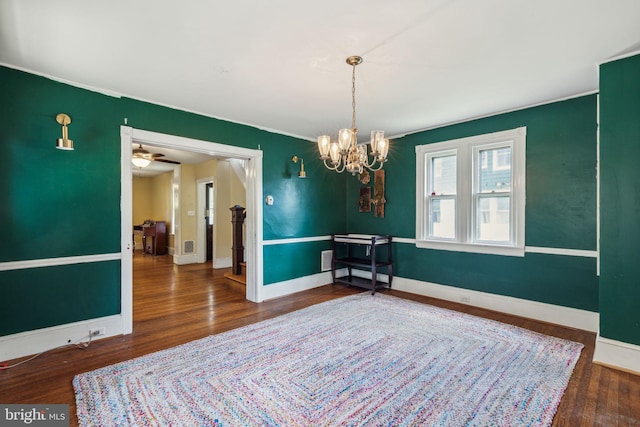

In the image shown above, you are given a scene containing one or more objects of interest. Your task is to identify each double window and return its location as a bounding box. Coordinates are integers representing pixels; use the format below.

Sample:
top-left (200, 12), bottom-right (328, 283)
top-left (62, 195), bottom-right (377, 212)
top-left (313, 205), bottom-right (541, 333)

top-left (415, 127), bottom-right (526, 256)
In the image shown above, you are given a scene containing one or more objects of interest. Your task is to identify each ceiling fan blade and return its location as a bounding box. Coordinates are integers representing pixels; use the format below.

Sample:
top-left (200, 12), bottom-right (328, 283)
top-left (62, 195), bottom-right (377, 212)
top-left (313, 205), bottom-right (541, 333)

top-left (155, 158), bottom-right (181, 165)
top-left (151, 153), bottom-right (165, 158)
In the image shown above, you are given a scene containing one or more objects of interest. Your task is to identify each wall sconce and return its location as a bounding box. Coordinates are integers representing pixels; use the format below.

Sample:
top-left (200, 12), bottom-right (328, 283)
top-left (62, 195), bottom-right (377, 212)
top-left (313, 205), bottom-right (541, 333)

top-left (55, 113), bottom-right (74, 150)
top-left (291, 156), bottom-right (306, 178)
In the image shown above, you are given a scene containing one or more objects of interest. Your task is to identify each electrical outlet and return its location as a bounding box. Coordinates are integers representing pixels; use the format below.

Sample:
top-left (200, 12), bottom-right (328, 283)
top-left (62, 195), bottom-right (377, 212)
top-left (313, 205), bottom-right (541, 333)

top-left (89, 327), bottom-right (106, 337)
top-left (460, 295), bottom-right (471, 304)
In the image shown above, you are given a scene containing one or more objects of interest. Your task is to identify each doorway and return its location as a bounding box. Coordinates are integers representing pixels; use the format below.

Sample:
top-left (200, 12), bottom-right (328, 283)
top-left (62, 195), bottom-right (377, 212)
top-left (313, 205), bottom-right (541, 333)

top-left (120, 126), bottom-right (264, 335)
top-left (206, 182), bottom-right (214, 262)
top-left (196, 177), bottom-right (217, 267)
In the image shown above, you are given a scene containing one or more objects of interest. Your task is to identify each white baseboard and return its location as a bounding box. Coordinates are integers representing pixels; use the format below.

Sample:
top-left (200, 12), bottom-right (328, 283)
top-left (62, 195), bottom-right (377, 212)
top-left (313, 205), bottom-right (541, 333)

top-left (262, 271), bottom-right (335, 300)
top-left (265, 270), bottom-right (599, 333)
top-left (0, 315), bottom-right (124, 362)
top-left (214, 257), bottom-right (232, 269)
top-left (392, 276), bottom-right (599, 332)
top-left (593, 334), bottom-right (640, 374)
top-left (173, 253), bottom-right (198, 265)
top-left (2, 273), bottom-right (613, 370)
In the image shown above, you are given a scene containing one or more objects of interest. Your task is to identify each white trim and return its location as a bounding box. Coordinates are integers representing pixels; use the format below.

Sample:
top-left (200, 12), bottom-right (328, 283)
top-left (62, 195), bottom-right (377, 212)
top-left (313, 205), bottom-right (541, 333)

top-left (524, 246), bottom-right (598, 258)
top-left (386, 238), bottom-right (596, 259)
top-left (399, 90), bottom-right (599, 139)
top-left (599, 48), bottom-right (640, 65)
top-left (120, 127), bottom-right (134, 334)
top-left (258, 235), bottom-right (598, 259)
top-left (415, 127), bottom-right (526, 257)
top-left (0, 62), bottom-right (316, 143)
top-left (350, 268), bottom-right (390, 285)
top-left (416, 241), bottom-right (525, 257)
top-left (0, 253), bottom-right (120, 271)
top-left (593, 334), bottom-right (640, 374)
top-left (0, 62), bottom-right (606, 144)
top-left (244, 144), bottom-right (264, 303)
top-left (596, 94), bottom-right (601, 276)
top-left (173, 253), bottom-right (199, 265)
top-left (171, 166), bottom-right (182, 259)
top-left (393, 237), bottom-right (416, 245)
top-left (121, 126), bottom-right (265, 334)
top-left (0, 315), bottom-right (123, 362)
top-left (263, 235), bottom-right (331, 245)
top-left (214, 257), bottom-right (232, 269)
top-left (261, 271), bottom-right (335, 300)
top-left (0, 62), bottom-right (124, 98)
top-left (261, 270), bottom-right (598, 333)
top-left (130, 128), bottom-right (259, 159)
top-left (392, 276), bottom-right (599, 332)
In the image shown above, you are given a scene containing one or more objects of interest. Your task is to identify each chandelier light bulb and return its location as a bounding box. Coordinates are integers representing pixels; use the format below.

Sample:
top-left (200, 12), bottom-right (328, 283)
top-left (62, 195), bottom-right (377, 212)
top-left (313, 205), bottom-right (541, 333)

top-left (338, 128), bottom-right (353, 152)
top-left (377, 138), bottom-right (389, 161)
top-left (317, 135), bottom-right (331, 159)
top-left (329, 142), bottom-right (341, 165)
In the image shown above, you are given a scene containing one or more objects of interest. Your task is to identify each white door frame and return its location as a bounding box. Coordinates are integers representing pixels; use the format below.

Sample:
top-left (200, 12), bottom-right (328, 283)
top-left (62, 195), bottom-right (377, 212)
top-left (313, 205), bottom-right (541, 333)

top-left (120, 126), bottom-right (264, 334)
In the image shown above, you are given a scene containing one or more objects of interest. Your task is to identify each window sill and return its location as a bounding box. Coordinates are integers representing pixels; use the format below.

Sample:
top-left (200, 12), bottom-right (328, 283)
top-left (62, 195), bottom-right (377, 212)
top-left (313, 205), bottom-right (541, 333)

top-left (415, 239), bottom-right (525, 257)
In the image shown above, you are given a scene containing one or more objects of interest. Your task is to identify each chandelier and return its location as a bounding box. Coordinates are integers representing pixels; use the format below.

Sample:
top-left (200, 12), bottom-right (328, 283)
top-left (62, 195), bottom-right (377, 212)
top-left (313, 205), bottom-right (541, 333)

top-left (317, 56), bottom-right (389, 175)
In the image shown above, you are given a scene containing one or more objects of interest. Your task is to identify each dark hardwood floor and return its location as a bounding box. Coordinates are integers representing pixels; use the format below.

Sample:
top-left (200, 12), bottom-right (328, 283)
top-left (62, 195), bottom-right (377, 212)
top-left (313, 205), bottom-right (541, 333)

top-left (1, 254), bottom-right (639, 426)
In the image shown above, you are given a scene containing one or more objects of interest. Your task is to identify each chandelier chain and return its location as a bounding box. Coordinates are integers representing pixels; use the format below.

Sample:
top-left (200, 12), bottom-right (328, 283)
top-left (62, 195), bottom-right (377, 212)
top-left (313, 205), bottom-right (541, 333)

top-left (351, 63), bottom-right (357, 131)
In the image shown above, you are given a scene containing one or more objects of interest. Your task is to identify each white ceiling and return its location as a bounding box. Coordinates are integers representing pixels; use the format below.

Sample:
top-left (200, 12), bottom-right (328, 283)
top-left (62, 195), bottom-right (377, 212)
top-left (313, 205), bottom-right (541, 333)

top-left (2, 1), bottom-right (639, 144)
top-left (130, 143), bottom-right (209, 178)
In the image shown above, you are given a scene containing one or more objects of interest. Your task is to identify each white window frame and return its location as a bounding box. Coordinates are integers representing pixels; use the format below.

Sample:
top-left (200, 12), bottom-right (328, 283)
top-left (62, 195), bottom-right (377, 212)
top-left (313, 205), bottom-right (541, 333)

top-left (415, 127), bottom-right (526, 257)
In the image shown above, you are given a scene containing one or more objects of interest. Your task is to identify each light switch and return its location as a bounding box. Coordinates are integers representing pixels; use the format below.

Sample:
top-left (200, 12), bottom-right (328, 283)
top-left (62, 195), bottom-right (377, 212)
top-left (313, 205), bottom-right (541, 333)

top-left (187, 210), bottom-right (195, 216)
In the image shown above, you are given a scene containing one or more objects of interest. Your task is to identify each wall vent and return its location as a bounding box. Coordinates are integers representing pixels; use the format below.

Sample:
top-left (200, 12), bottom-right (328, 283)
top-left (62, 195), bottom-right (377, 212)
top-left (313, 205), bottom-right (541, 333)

top-left (184, 240), bottom-right (195, 254)
top-left (321, 250), bottom-right (333, 272)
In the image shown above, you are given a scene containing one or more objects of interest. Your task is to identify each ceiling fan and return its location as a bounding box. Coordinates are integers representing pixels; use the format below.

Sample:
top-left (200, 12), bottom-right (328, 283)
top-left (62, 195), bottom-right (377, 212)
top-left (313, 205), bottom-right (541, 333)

top-left (131, 144), bottom-right (180, 168)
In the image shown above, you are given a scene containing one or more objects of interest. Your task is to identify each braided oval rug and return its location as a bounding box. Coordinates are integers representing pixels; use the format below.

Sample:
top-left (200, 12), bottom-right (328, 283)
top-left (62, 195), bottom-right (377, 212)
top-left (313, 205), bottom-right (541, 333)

top-left (74, 293), bottom-right (583, 426)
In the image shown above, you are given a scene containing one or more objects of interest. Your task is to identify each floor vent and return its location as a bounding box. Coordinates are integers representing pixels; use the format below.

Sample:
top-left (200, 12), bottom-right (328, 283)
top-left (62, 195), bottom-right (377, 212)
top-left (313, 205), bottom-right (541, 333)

top-left (321, 250), bottom-right (333, 271)
top-left (184, 240), bottom-right (195, 254)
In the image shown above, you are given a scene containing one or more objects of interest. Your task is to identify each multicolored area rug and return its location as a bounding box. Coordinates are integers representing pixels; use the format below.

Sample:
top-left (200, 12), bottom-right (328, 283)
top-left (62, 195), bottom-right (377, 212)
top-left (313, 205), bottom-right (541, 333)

top-left (74, 293), bottom-right (583, 426)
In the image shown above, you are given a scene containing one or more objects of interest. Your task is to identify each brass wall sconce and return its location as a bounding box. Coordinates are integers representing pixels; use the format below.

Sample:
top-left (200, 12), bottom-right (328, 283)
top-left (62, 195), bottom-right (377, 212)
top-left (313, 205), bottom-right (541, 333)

top-left (291, 156), bottom-right (306, 178)
top-left (55, 113), bottom-right (74, 150)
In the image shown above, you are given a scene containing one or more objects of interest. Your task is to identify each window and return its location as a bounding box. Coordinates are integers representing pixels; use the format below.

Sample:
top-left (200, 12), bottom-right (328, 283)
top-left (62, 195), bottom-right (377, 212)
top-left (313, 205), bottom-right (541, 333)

top-left (429, 152), bottom-right (456, 239)
top-left (415, 127), bottom-right (526, 256)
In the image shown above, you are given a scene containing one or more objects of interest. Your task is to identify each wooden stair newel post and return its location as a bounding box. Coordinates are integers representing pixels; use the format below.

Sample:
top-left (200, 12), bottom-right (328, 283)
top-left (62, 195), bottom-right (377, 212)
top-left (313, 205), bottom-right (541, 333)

top-left (230, 205), bottom-right (246, 275)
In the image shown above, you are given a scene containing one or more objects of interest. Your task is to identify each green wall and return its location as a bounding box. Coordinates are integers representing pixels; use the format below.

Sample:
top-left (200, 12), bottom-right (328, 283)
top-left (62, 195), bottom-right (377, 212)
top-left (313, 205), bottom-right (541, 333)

top-left (7, 56), bottom-right (635, 346)
top-left (0, 262), bottom-right (120, 336)
top-left (346, 95), bottom-right (599, 311)
top-left (263, 241), bottom-right (333, 285)
top-left (599, 53), bottom-right (640, 346)
top-left (0, 66), bottom-right (346, 336)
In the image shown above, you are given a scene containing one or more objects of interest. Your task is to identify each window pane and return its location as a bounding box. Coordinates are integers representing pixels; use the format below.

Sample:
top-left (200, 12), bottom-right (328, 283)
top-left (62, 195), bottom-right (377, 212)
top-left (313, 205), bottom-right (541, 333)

top-left (477, 196), bottom-right (510, 242)
top-left (431, 154), bottom-right (456, 195)
top-left (479, 147), bottom-right (511, 192)
top-left (430, 198), bottom-right (455, 239)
